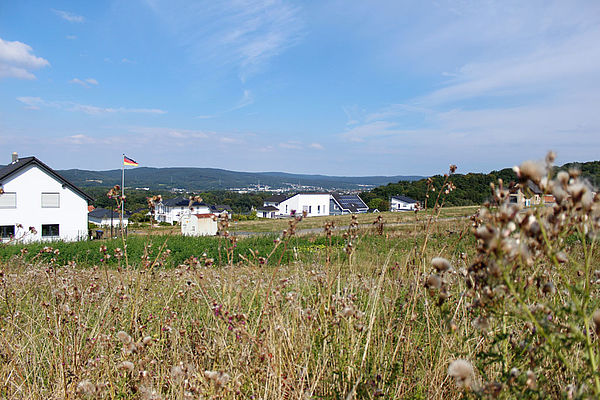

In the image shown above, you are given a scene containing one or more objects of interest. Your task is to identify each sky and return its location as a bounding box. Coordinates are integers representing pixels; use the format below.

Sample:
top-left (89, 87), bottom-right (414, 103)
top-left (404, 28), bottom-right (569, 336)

top-left (1, 0), bottom-right (599, 176)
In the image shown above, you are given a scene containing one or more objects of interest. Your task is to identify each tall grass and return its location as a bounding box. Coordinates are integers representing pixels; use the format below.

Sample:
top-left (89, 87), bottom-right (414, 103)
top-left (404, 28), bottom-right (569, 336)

top-left (1, 154), bottom-right (599, 399)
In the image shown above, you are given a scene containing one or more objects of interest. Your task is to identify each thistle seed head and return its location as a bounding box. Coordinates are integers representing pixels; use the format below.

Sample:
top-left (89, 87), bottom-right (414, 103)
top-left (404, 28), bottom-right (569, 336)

top-left (448, 359), bottom-right (474, 389)
top-left (432, 257), bottom-right (452, 273)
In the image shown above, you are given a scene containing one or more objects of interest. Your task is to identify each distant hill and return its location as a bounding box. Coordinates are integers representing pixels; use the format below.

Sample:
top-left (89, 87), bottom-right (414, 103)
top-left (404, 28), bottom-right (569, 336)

top-left (57, 167), bottom-right (422, 191)
top-left (362, 160), bottom-right (600, 209)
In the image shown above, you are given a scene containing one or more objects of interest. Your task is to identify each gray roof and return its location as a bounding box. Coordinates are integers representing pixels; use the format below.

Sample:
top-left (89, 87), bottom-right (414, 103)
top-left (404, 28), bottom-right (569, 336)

top-left (89, 207), bottom-right (131, 219)
top-left (209, 204), bottom-right (232, 212)
top-left (258, 205), bottom-right (279, 211)
top-left (0, 156), bottom-right (93, 202)
top-left (162, 197), bottom-right (207, 207)
top-left (391, 195), bottom-right (418, 204)
top-left (264, 194), bottom-right (289, 203)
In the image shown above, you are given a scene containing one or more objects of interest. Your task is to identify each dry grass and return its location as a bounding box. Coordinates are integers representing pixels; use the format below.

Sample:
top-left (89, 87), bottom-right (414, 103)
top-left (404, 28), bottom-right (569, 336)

top-left (1, 158), bottom-right (599, 399)
top-left (1, 216), bottom-right (475, 399)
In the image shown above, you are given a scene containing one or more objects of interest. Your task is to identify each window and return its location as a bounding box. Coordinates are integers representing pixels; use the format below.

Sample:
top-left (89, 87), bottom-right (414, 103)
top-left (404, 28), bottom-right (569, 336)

top-left (41, 192), bottom-right (60, 208)
top-left (0, 192), bottom-right (16, 208)
top-left (42, 224), bottom-right (59, 238)
top-left (317, 205), bottom-right (320, 214)
top-left (309, 206), bottom-right (312, 213)
top-left (1, 225), bottom-right (15, 238)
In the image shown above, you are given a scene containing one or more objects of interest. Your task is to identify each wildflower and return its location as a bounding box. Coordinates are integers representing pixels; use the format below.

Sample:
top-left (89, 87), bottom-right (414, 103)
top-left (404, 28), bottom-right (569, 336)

top-left (514, 160), bottom-right (546, 183)
top-left (76, 380), bottom-right (97, 397)
top-left (171, 364), bottom-right (185, 382)
top-left (432, 257), bottom-right (452, 273)
top-left (526, 370), bottom-right (537, 390)
top-left (542, 282), bottom-right (556, 296)
top-left (471, 316), bottom-right (490, 332)
top-left (204, 370), bottom-right (230, 387)
top-left (592, 310), bottom-right (600, 334)
top-left (117, 331), bottom-right (132, 344)
top-left (425, 274), bottom-right (442, 290)
top-left (119, 361), bottom-right (135, 372)
top-left (448, 359), bottom-right (474, 389)
top-left (342, 306), bottom-right (354, 318)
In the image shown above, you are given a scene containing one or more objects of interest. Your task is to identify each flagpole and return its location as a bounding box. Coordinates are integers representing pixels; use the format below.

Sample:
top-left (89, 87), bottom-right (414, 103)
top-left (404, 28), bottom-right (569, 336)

top-left (121, 153), bottom-right (125, 237)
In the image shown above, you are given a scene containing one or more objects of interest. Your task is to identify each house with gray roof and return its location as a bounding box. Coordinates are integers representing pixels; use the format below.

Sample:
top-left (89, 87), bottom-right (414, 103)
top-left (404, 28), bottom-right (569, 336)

top-left (0, 152), bottom-right (92, 243)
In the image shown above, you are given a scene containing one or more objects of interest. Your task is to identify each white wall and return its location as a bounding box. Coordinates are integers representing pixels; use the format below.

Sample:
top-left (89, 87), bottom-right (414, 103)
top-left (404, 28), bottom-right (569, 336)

top-left (390, 198), bottom-right (417, 211)
top-left (156, 204), bottom-right (210, 224)
top-left (0, 165), bottom-right (88, 242)
top-left (181, 214), bottom-right (217, 236)
top-left (278, 194), bottom-right (330, 217)
top-left (89, 216), bottom-right (129, 227)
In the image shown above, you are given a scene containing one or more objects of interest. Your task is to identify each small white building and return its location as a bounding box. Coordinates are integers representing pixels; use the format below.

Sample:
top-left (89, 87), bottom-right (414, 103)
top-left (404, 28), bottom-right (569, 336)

top-left (0, 153), bottom-right (92, 243)
top-left (155, 197), bottom-right (210, 224)
top-left (390, 195), bottom-right (419, 211)
top-left (181, 213), bottom-right (218, 236)
top-left (89, 207), bottom-right (130, 227)
top-left (259, 193), bottom-right (331, 218)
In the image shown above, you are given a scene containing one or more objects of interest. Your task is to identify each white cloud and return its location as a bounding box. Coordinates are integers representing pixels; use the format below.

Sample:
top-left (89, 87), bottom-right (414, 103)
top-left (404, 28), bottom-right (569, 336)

top-left (0, 38), bottom-right (49, 80)
top-left (16, 96), bottom-right (166, 115)
top-left (70, 77), bottom-right (99, 88)
top-left (16, 96), bottom-right (45, 110)
top-left (279, 141), bottom-right (302, 150)
top-left (52, 9), bottom-right (85, 23)
top-left (309, 143), bottom-right (324, 150)
top-left (64, 134), bottom-right (96, 145)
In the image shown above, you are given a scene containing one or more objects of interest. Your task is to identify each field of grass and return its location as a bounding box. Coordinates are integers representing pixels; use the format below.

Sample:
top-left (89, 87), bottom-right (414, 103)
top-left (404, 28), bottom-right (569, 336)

top-left (1, 187), bottom-right (599, 400)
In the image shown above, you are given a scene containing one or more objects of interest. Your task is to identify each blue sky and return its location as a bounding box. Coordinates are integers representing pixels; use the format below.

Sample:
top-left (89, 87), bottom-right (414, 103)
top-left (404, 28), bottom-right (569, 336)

top-left (1, 1), bottom-right (599, 175)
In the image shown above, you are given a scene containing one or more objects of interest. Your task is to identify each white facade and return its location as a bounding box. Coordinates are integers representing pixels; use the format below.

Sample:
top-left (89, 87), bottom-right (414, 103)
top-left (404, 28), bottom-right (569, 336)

top-left (155, 201), bottom-right (210, 224)
top-left (0, 162), bottom-right (89, 243)
top-left (263, 193), bottom-right (331, 218)
top-left (181, 214), bottom-right (218, 236)
top-left (88, 212), bottom-right (129, 227)
top-left (390, 196), bottom-right (418, 211)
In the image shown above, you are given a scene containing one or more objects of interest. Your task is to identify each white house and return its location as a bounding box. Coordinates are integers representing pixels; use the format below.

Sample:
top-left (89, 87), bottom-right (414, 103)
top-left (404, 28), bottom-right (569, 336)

top-left (88, 207), bottom-right (130, 227)
top-left (390, 195), bottom-right (419, 211)
top-left (330, 193), bottom-right (369, 215)
top-left (181, 213), bottom-right (218, 236)
top-left (258, 193), bottom-right (331, 218)
top-left (0, 153), bottom-right (92, 243)
top-left (155, 197), bottom-right (210, 224)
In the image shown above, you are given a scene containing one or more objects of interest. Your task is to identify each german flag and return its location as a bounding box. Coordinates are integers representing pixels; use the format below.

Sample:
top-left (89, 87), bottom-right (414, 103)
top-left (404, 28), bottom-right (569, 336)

top-left (123, 155), bottom-right (138, 166)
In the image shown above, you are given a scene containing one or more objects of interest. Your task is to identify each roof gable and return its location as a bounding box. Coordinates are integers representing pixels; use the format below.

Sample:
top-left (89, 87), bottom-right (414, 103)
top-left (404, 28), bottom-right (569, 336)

top-left (391, 195), bottom-right (418, 204)
top-left (0, 157), bottom-right (93, 202)
top-left (89, 207), bottom-right (131, 218)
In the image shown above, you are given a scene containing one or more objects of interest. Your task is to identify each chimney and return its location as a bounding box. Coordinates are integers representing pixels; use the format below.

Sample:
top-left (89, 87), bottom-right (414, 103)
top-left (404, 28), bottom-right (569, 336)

top-left (11, 152), bottom-right (18, 163)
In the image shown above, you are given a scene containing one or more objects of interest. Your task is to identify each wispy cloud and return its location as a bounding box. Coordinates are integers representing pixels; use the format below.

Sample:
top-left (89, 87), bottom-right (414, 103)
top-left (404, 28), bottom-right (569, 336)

top-left (52, 9), bottom-right (85, 23)
top-left (279, 141), bottom-right (302, 150)
top-left (0, 38), bottom-right (49, 80)
top-left (144, 0), bottom-right (304, 80)
top-left (309, 142), bottom-right (324, 150)
top-left (16, 96), bottom-right (166, 115)
top-left (70, 77), bottom-right (99, 88)
top-left (229, 89), bottom-right (254, 111)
